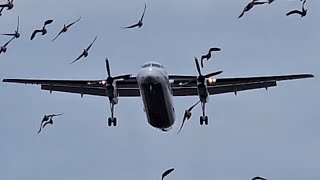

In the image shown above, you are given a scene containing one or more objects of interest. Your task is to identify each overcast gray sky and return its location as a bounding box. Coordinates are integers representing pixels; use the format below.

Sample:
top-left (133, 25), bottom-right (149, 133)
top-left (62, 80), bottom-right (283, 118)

top-left (0, 0), bottom-right (319, 179)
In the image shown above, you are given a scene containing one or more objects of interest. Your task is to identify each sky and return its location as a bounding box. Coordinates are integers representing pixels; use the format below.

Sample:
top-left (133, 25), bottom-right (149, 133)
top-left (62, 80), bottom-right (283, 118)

top-left (0, 0), bottom-right (319, 179)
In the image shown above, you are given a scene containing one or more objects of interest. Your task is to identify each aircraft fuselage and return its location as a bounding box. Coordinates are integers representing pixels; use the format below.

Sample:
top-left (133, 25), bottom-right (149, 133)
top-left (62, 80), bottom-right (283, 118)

top-left (137, 62), bottom-right (175, 131)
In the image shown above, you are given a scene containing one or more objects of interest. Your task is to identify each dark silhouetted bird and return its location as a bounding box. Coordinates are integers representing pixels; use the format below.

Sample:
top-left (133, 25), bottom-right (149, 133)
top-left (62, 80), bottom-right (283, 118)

top-left (30, 19), bottom-right (54, 40)
top-left (161, 168), bottom-right (175, 180)
top-left (0, 37), bottom-right (15, 54)
top-left (2, 16), bottom-right (20, 38)
top-left (38, 113), bottom-right (63, 134)
top-left (238, 0), bottom-right (268, 18)
top-left (177, 101), bottom-right (200, 134)
top-left (252, 176), bottom-right (267, 180)
top-left (52, 17), bottom-right (81, 41)
top-left (268, 0), bottom-right (275, 4)
top-left (200, 47), bottom-right (221, 68)
top-left (0, 0), bottom-right (14, 10)
top-left (71, 36), bottom-right (97, 64)
top-left (122, 3), bottom-right (146, 29)
top-left (286, 0), bottom-right (307, 17)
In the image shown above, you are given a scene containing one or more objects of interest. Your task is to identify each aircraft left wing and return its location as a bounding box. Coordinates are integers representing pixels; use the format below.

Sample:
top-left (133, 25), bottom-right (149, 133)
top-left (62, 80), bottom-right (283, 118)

top-left (2, 78), bottom-right (140, 97)
top-left (170, 74), bottom-right (314, 96)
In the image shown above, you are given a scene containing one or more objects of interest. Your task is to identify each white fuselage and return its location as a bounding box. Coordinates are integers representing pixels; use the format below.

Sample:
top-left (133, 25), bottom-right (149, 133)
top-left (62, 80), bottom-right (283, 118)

top-left (136, 62), bottom-right (175, 131)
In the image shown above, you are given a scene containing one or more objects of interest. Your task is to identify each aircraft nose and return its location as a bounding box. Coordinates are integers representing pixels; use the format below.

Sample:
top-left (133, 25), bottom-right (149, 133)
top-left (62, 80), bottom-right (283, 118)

top-left (138, 68), bottom-right (163, 84)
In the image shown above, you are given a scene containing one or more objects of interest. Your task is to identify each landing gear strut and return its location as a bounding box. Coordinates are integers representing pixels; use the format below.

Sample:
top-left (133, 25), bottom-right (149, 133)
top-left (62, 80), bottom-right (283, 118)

top-left (200, 102), bottom-right (208, 125)
top-left (107, 101), bottom-right (117, 126)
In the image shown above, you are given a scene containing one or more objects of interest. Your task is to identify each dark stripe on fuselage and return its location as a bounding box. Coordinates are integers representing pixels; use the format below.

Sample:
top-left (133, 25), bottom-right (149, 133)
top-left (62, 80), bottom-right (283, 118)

top-left (141, 83), bottom-right (171, 129)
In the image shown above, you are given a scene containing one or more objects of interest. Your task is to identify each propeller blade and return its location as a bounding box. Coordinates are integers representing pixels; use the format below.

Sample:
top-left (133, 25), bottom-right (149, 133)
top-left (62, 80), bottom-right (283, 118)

top-left (113, 74), bottom-right (131, 80)
top-left (105, 58), bottom-right (111, 77)
top-left (204, 70), bottom-right (223, 78)
top-left (195, 57), bottom-right (202, 76)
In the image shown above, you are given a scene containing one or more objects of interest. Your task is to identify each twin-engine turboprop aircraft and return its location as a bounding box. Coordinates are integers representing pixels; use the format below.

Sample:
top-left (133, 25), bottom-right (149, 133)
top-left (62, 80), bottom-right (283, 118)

top-left (2, 59), bottom-right (314, 131)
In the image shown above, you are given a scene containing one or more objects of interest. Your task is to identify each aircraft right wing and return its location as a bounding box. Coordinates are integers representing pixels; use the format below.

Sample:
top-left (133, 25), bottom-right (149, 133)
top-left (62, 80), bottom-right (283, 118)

top-left (2, 77), bottom-right (140, 97)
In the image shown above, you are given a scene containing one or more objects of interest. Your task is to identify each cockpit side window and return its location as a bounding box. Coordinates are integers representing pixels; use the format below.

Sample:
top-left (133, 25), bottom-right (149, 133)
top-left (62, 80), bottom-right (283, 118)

top-left (152, 63), bottom-right (161, 68)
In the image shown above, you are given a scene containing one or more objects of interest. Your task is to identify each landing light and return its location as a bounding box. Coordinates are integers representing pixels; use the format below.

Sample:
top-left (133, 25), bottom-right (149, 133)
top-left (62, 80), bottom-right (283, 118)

top-left (100, 80), bottom-right (107, 85)
top-left (208, 77), bottom-right (216, 84)
top-left (149, 67), bottom-right (153, 71)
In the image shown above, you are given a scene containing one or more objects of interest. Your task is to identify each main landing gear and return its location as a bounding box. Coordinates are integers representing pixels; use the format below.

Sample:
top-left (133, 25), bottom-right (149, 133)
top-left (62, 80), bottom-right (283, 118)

top-left (200, 102), bottom-right (208, 125)
top-left (107, 101), bottom-right (117, 126)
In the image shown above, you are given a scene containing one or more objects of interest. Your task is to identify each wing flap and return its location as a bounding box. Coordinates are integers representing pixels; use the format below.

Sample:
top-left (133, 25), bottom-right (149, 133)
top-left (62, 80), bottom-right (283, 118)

top-left (172, 81), bottom-right (277, 96)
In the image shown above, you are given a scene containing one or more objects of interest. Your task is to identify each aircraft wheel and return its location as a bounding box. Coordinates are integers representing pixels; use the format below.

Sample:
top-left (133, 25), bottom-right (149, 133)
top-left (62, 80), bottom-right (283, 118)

top-left (107, 117), bottom-right (112, 126)
top-left (204, 116), bottom-right (208, 125)
top-left (113, 117), bottom-right (117, 126)
top-left (200, 116), bottom-right (204, 125)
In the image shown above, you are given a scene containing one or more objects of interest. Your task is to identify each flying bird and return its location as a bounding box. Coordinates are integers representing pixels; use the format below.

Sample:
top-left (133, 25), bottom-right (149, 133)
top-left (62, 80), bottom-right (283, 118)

top-left (252, 176), bottom-right (267, 180)
top-left (0, 37), bottom-right (15, 54)
top-left (238, 0), bottom-right (268, 18)
top-left (177, 101), bottom-right (200, 134)
top-left (0, 0), bottom-right (14, 10)
top-left (70, 36), bottom-right (97, 64)
top-left (38, 113), bottom-right (63, 134)
top-left (161, 168), bottom-right (175, 180)
top-left (2, 16), bottom-right (20, 38)
top-left (30, 19), bottom-right (54, 40)
top-left (286, 0), bottom-right (307, 17)
top-left (52, 17), bottom-right (81, 42)
top-left (200, 47), bottom-right (221, 68)
top-left (122, 3), bottom-right (146, 29)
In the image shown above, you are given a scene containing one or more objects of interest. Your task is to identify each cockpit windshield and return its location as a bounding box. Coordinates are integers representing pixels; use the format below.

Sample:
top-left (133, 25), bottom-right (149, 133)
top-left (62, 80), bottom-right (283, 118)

top-left (141, 62), bottom-right (164, 69)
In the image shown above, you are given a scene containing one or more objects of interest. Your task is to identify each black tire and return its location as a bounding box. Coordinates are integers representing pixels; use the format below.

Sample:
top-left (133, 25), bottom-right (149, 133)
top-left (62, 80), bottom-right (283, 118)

top-left (205, 116), bottom-right (208, 125)
top-left (113, 117), bottom-right (117, 126)
top-left (108, 117), bottom-right (112, 126)
top-left (200, 116), bottom-right (204, 125)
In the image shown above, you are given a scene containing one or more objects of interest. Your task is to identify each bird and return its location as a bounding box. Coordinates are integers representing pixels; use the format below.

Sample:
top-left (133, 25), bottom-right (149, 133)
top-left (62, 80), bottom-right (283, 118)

top-left (200, 47), bottom-right (221, 68)
top-left (177, 101), bottom-right (200, 134)
top-left (30, 19), bottom-right (54, 40)
top-left (70, 36), bottom-right (97, 64)
top-left (2, 16), bottom-right (20, 38)
top-left (38, 113), bottom-right (63, 134)
top-left (51, 17), bottom-right (81, 42)
top-left (0, 0), bottom-right (14, 10)
top-left (0, 37), bottom-right (15, 54)
top-left (122, 3), bottom-right (146, 29)
top-left (161, 168), bottom-right (175, 180)
top-left (252, 176), bottom-right (267, 180)
top-left (238, 0), bottom-right (268, 18)
top-left (286, 0), bottom-right (307, 17)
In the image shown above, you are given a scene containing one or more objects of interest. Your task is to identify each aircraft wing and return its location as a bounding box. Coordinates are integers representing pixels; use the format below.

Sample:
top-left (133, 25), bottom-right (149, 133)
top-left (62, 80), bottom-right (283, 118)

top-left (2, 78), bottom-right (140, 97)
top-left (170, 74), bottom-right (314, 96)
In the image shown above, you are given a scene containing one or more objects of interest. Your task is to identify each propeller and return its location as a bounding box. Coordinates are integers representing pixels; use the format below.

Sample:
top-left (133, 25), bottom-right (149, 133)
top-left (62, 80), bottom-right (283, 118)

top-left (195, 57), bottom-right (223, 83)
top-left (105, 58), bottom-right (131, 85)
top-left (180, 58), bottom-right (222, 86)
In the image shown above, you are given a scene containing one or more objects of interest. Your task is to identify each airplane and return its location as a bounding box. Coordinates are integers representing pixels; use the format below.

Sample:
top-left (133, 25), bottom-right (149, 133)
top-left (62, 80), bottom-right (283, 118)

top-left (2, 59), bottom-right (314, 132)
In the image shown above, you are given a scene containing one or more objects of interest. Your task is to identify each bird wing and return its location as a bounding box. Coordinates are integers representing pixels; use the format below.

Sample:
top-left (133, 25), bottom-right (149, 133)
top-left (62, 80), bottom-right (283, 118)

top-left (140, 3), bottom-right (147, 22)
top-left (86, 36), bottom-right (97, 51)
top-left (66, 17), bottom-right (81, 28)
top-left (44, 19), bottom-right (54, 26)
top-left (286, 10), bottom-right (302, 16)
top-left (177, 111), bottom-right (189, 134)
top-left (2, 33), bottom-right (15, 36)
top-left (42, 120), bottom-right (52, 129)
top-left (3, 37), bottom-right (14, 47)
top-left (0, 7), bottom-right (4, 12)
top-left (30, 29), bottom-right (41, 40)
top-left (122, 22), bottom-right (140, 29)
top-left (238, 11), bottom-right (245, 18)
top-left (253, 1), bottom-right (267, 5)
top-left (16, 16), bottom-right (19, 32)
top-left (51, 29), bottom-right (64, 42)
top-left (0, 4), bottom-right (8, 7)
top-left (161, 168), bottom-right (175, 180)
top-left (209, 47), bottom-right (221, 52)
top-left (70, 53), bottom-right (84, 64)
